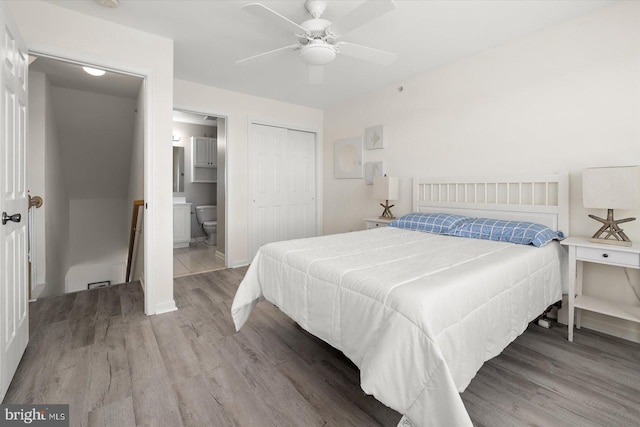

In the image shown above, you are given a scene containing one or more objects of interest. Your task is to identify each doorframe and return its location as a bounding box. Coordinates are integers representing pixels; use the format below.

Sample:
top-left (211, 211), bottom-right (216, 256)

top-left (26, 45), bottom-right (156, 314)
top-left (174, 105), bottom-right (231, 268)
top-left (247, 117), bottom-right (323, 260)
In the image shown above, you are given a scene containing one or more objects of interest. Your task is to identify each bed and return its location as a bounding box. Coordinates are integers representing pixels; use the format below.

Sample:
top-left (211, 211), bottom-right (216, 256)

top-left (232, 174), bottom-right (569, 427)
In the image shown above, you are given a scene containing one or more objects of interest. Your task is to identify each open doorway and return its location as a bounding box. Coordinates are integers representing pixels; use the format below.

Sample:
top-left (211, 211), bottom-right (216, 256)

top-left (171, 110), bottom-right (227, 277)
top-left (27, 55), bottom-right (145, 298)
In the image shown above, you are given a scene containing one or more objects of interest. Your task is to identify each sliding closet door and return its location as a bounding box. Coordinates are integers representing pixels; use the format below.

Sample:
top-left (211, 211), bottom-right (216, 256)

top-left (287, 129), bottom-right (316, 240)
top-left (249, 124), bottom-right (316, 260)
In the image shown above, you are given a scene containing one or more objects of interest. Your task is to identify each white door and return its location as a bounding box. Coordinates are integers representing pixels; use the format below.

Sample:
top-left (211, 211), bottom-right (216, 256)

top-left (0, 4), bottom-right (29, 402)
top-left (249, 124), bottom-right (316, 260)
top-left (249, 124), bottom-right (288, 259)
top-left (287, 129), bottom-right (316, 239)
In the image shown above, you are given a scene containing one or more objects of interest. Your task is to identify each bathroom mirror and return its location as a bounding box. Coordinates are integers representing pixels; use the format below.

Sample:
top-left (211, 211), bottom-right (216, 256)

top-left (173, 146), bottom-right (185, 193)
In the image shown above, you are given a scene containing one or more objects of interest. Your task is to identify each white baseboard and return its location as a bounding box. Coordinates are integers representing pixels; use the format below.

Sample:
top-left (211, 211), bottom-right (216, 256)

top-left (231, 259), bottom-right (249, 268)
top-left (155, 299), bottom-right (178, 315)
top-left (215, 250), bottom-right (225, 262)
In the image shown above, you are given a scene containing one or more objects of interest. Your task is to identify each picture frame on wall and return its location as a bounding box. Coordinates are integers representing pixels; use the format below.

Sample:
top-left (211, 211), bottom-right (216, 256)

top-left (334, 136), bottom-right (363, 179)
top-left (365, 125), bottom-right (385, 150)
top-left (364, 161), bottom-right (384, 185)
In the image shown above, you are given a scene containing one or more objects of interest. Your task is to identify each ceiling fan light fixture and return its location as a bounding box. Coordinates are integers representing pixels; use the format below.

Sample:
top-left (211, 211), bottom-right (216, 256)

top-left (97, 0), bottom-right (119, 8)
top-left (299, 40), bottom-right (336, 65)
top-left (82, 66), bottom-right (106, 77)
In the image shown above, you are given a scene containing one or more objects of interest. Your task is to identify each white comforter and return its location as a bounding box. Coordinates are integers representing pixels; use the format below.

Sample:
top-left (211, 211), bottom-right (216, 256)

top-left (231, 227), bottom-right (563, 426)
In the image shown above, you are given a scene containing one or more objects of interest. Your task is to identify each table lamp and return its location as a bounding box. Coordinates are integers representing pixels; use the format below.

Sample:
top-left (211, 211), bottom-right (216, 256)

top-left (373, 175), bottom-right (399, 219)
top-left (583, 166), bottom-right (639, 246)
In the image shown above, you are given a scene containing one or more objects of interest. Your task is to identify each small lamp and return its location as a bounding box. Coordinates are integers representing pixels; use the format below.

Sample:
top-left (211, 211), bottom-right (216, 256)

top-left (583, 166), bottom-right (640, 246)
top-left (373, 175), bottom-right (399, 219)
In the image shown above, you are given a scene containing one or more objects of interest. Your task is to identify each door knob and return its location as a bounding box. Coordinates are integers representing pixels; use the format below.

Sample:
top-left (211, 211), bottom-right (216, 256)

top-left (2, 212), bottom-right (21, 225)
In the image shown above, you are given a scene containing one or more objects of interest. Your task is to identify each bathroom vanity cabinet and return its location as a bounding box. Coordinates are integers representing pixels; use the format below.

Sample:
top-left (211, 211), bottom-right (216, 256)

top-left (173, 203), bottom-right (192, 249)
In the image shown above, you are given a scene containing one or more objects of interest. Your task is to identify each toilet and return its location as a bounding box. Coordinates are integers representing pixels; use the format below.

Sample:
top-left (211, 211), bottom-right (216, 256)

top-left (195, 205), bottom-right (217, 246)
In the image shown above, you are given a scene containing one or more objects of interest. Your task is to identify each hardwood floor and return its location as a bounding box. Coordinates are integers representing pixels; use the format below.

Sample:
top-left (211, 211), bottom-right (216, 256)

top-left (4, 268), bottom-right (640, 427)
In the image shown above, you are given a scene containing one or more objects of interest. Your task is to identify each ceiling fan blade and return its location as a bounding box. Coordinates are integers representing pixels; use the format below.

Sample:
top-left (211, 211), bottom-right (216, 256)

top-left (308, 65), bottom-right (324, 85)
top-left (332, 0), bottom-right (396, 36)
top-left (236, 44), bottom-right (299, 64)
top-left (243, 3), bottom-right (308, 35)
top-left (337, 42), bottom-right (397, 66)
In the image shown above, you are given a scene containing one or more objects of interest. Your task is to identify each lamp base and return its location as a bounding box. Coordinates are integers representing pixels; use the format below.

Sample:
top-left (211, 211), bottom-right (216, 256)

top-left (379, 200), bottom-right (396, 220)
top-left (588, 209), bottom-right (635, 246)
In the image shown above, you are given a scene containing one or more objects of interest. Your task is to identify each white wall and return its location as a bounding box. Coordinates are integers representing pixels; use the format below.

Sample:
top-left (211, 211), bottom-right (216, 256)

top-left (51, 86), bottom-right (136, 199)
top-left (172, 121), bottom-right (217, 239)
top-left (9, 0), bottom-right (175, 314)
top-left (27, 71), bottom-right (47, 287)
top-left (37, 73), bottom-right (70, 298)
top-left (174, 79), bottom-right (324, 266)
top-left (66, 198), bottom-right (128, 292)
top-left (68, 198), bottom-right (128, 265)
top-left (324, 2), bottom-right (640, 341)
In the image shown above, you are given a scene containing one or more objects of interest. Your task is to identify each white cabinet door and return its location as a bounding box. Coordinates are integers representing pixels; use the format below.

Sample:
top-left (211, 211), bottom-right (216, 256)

top-left (173, 204), bottom-right (191, 248)
top-left (249, 124), bottom-right (316, 260)
top-left (192, 137), bottom-right (217, 168)
top-left (0, 3), bottom-right (29, 402)
top-left (208, 138), bottom-right (217, 167)
top-left (192, 137), bottom-right (212, 168)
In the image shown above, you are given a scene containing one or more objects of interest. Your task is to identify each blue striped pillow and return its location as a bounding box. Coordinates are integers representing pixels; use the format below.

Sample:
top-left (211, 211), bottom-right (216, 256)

top-left (389, 213), bottom-right (471, 235)
top-left (449, 218), bottom-right (564, 247)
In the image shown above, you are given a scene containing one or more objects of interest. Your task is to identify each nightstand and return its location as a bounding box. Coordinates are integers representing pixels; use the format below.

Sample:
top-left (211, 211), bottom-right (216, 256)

top-left (560, 236), bottom-right (640, 342)
top-left (364, 217), bottom-right (394, 229)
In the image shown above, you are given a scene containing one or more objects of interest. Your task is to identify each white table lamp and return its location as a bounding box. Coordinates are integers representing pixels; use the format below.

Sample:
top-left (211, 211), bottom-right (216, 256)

top-left (373, 175), bottom-right (399, 219)
top-left (583, 166), bottom-right (639, 246)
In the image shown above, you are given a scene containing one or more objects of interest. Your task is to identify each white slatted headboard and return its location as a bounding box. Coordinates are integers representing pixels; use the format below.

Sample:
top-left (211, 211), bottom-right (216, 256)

top-left (413, 174), bottom-right (569, 233)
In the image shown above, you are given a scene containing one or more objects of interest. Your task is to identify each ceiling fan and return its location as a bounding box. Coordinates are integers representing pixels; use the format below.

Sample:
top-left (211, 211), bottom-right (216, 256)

top-left (236, 0), bottom-right (398, 85)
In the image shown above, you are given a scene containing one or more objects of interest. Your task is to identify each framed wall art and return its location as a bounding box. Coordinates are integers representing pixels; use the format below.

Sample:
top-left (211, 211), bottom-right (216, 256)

top-left (334, 136), bottom-right (363, 179)
top-left (365, 125), bottom-right (385, 150)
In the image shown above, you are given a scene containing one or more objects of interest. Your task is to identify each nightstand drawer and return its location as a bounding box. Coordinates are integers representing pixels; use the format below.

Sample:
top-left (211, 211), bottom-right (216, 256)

top-left (367, 221), bottom-right (388, 229)
top-left (576, 246), bottom-right (640, 268)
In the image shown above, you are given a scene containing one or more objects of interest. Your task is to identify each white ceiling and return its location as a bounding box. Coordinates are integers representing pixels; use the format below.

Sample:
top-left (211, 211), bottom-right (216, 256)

top-left (29, 56), bottom-right (143, 99)
top-left (45, 0), bottom-right (614, 109)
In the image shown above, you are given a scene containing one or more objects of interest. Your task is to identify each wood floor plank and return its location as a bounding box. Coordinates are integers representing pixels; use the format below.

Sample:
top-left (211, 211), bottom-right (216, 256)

top-left (120, 281), bottom-right (146, 323)
top-left (219, 334), bottom-right (326, 426)
top-left (44, 345), bottom-right (92, 427)
top-left (87, 396), bottom-right (136, 427)
top-left (172, 374), bottom-right (233, 427)
top-left (149, 311), bottom-right (201, 384)
top-left (85, 318), bottom-right (132, 414)
top-left (277, 354), bottom-right (386, 426)
top-left (45, 292), bottom-right (79, 324)
top-left (67, 289), bottom-right (99, 349)
top-left (195, 336), bottom-right (279, 427)
top-left (4, 320), bottom-right (68, 404)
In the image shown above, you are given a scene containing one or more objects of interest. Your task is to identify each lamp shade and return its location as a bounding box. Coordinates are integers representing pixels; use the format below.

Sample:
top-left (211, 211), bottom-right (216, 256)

top-left (373, 176), bottom-right (399, 201)
top-left (583, 166), bottom-right (640, 209)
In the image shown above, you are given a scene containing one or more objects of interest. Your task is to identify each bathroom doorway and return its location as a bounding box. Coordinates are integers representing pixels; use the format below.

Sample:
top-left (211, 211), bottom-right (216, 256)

top-left (172, 110), bottom-right (227, 277)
